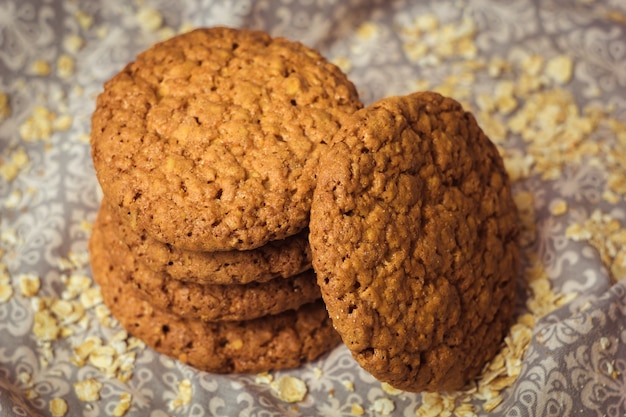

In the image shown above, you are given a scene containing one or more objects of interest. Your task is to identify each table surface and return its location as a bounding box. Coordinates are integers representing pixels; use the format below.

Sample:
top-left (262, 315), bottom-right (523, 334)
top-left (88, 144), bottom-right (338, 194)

top-left (1, 0), bottom-right (626, 416)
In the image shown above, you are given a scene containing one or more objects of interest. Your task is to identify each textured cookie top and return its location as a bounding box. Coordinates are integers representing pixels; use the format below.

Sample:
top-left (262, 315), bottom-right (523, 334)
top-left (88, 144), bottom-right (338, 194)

top-left (91, 27), bottom-right (362, 251)
top-left (100, 200), bottom-right (312, 285)
top-left (309, 92), bottom-right (520, 392)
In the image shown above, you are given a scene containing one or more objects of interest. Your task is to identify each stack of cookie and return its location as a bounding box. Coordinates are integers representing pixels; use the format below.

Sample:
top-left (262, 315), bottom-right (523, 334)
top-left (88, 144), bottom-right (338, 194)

top-left (89, 27), bottom-right (363, 373)
top-left (90, 26), bottom-right (520, 392)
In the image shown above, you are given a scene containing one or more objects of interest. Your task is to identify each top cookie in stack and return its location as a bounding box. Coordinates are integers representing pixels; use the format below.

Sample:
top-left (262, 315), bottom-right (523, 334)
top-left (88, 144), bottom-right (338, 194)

top-left (91, 26), bottom-right (362, 252)
top-left (89, 27), bottom-right (363, 373)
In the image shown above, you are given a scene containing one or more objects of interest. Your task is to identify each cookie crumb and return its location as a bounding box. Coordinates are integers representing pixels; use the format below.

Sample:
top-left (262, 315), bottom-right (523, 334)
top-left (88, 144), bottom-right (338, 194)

top-left (270, 375), bottom-right (308, 403)
top-left (49, 398), bottom-right (68, 417)
top-left (74, 378), bottom-right (103, 402)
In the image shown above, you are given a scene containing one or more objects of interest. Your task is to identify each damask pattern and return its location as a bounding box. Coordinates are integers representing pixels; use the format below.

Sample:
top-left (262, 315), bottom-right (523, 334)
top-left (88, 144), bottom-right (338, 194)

top-left (1, 0), bottom-right (626, 415)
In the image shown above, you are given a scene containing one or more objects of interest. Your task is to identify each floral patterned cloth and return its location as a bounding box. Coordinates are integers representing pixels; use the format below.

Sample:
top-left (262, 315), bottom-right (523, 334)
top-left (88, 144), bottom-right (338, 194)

top-left (1, 0), bottom-right (626, 416)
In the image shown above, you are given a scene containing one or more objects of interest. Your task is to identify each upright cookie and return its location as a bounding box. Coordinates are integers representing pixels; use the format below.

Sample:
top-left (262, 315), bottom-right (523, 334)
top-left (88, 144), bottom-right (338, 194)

top-left (92, 207), bottom-right (321, 322)
top-left (90, 234), bottom-right (340, 373)
top-left (309, 92), bottom-right (520, 392)
top-left (99, 201), bottom-right (311, 285)
top-left (91, 27), bottom-right (362, 252)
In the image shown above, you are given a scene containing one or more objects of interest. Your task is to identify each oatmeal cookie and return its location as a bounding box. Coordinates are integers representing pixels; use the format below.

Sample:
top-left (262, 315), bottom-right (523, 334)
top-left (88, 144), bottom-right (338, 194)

top-left (99, 200), bottom-right (311, 285)
top-left (90, 232), bottom-right (340, 373)
top-left (92, 206), bottom-right (321, 322)
top-left (309, 92), bottom-right (520, 392)
top-left (91, 27), bottom-right (362, 251)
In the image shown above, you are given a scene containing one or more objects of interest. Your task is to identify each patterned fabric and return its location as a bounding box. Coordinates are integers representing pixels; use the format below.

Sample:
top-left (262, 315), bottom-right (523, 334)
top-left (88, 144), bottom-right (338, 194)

top-left (1, 0), bottom-right (626, 415)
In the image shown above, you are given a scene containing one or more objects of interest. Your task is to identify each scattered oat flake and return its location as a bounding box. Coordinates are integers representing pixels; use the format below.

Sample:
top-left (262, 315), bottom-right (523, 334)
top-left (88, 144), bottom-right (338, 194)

top-left (606, 9), bottom-right (626, 23)
top-left (74, 378), bottom-right (103, 402)
top-left (550, 200), bottom-right (568, 216)
top-left (49, 398), bottom-right (68, 417)
top-left (113, 392), bottom-right (132, 417)
top-left (545, 54), bottom-right (573, 85)
top-left (331, 56), bottom-right (353, 74)
top-left (53, 114), bottom-right (73, 131)
top-left (68, 251), bottom-right (90, 269)
top-left (19, 106), bottom-right (55, 141)
top-left (0, 92), bottom-right (10, 119)
top-left (356, 22), bottom-right (379, 40)
top-left (255, 372), bottom-right (273, 385)
top-left (74, 10), bottom-right (93, 30)
top-left (80, 287), bottom-right (103, 308)
top-left (33, 310), bottom-right (60, 341)
top-left (482, 395), bottom-right (504, 412)
top-left (170, 379), bottom-right (192, 410)
top-left (341, 380), bottom-right (354, 392)
top-left (566, 209), bottom-right (626, 282)
top-left (19, 273), bottom-right (40, 297)
top-left (57, 55), bottom-right (75, 78)
top-left (370, 397), bottom-right (395, 415)
top-left (137, 7), bottom-right (163, 32)
top-left (270, 375), bottom-right (308, 403)
top-left (17, 371), bottom-right (31, 385)
top-left (0, 284), bottom-right (13, 303)
top-left (32, 60), bottom-right (51, 76)
top-left (351, 402), bottom-right (365, 416)
top-left (4, 189), bottom-right (22, 208)
top-left (63, 34), bottom-right (84, 53)
top-left (0, 147), bottom-right (30, 181)
top-left (381, 382), bottom-right (403, 396)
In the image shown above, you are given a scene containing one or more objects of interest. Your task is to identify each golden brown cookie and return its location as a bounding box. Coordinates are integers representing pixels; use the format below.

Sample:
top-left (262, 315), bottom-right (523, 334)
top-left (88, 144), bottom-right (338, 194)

top-left (91, 27), bottom-right (362, 252)
top-left (99, 200), bottom-right (312, 285)
top-left (309, 92), bottom-right (520, 392)
top-left (92, 205), bottom-right (321, 322)
top-left (90, 232), bottom-right (340, 373)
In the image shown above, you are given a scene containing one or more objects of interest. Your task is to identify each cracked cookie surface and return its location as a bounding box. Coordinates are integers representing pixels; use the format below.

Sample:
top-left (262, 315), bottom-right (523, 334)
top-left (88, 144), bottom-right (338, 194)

top-left (310, 92), bottom-right (520, 392)
top-left (91, 27), bottom-right (362, 251)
